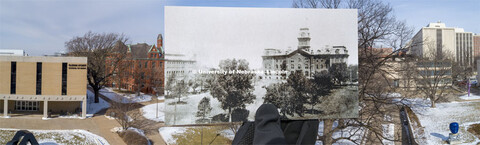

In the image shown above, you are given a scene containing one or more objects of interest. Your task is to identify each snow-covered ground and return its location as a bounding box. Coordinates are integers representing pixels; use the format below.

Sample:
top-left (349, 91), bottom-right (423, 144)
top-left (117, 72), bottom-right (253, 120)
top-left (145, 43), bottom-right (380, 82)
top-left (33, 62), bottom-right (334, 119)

top-left (164, 79), bottom-right (281, 125)
top-left (164, 92), bottom-right (224, 125)
top-left (100, 87), bottom-right (152, 103)
top-left (315, 121), bottom-right (366, 145)
top-left (86, 90), bottom-right (110, 116)
top-left (0, 128), bottom-right (109, 145)
top-left (382, 123), bottom-right (395, 145)
top-left (459, 94), bottom-right (480, 100)
top-left (141, 103), bottom-right (165, 122)
top-left (408, 99), bottom-right (480, 144)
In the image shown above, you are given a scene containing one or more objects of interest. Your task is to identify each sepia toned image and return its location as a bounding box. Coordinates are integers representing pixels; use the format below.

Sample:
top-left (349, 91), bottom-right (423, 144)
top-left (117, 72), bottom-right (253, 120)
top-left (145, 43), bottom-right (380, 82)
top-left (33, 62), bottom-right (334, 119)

top-left (164, 6), bottom-right (359, 125)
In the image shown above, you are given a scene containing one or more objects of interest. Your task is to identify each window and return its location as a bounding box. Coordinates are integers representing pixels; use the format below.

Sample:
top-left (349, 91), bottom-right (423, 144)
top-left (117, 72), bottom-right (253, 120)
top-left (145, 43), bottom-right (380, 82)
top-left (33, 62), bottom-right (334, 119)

top-left (36, 62), bottom-right (42, 95)
top-left (11, 61), bottom-right (16, 94)
top-left (15, 101), bottom-right (39, 111)
top-left (62, 63), bottom-right (67, 95)
top-left (145, 62), bottom-right (148, 68)
top-left (152, 62), bottom-right (156, 68)
top-left (393, 79), bottom-right (399, 87)
top-left (291, 64), bottom-right (294, 69)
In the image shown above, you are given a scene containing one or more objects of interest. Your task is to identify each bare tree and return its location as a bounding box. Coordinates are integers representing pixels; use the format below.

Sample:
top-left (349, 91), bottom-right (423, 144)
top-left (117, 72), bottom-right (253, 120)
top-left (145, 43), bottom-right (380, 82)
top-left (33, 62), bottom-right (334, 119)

top-left (66, 31), bottom-right (128, 103)
top-left (293, 0), bottom-right (341, 9)
top-left (111, 42), bottom-right (131, 91)
top-left (108, 100), bottom-right (142, 130)
top-left (292, 0), bottom-right (415, 144)
top-left (415, 44), bottom-right (453, 108)
top-left (133, 66), bottom-right (147, 96)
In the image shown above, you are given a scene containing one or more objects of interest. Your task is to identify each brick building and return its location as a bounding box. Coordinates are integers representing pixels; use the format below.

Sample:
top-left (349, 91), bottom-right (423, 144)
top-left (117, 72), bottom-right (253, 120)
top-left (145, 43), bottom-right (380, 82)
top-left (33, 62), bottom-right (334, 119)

top-left (107, 34), bottom-right (165, 95)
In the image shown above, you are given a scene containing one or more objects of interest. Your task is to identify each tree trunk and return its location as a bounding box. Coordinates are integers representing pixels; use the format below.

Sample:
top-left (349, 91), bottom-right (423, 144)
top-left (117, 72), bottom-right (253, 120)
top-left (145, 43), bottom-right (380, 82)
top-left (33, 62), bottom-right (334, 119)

top-left (323, 119), bottom-right (334, 145)
top-left (228, 107), bottom-right (232, 122)
top-left (311, 103), bottom-right (315, 114)
top-left (430, 97), bottom-right (436, 108)
top-left (94, 88), bottom-right (100, 103)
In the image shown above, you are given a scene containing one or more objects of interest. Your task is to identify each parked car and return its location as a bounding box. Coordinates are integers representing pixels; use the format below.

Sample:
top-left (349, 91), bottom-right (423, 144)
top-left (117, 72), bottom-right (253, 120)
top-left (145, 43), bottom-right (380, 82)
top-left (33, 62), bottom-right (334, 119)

top-left (469, 77), bottom-right (477, 86)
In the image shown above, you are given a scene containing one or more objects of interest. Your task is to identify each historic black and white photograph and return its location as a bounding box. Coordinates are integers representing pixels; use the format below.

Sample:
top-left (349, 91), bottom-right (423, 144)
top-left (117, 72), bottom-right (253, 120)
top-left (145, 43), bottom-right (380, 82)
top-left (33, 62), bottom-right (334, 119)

top-left (164, 6), bottom-right (359, 125)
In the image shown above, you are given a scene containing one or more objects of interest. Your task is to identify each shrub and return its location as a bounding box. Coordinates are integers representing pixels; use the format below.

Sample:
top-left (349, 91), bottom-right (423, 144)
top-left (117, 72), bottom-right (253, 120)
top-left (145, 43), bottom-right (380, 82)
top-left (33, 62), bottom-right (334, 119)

top-left (231, 108), bottom-right (249, 122)
top-left (468, 124), bottom-right (480, 137)
top-left (118, 130), bottom-right (149, 145)
top-left (212, 114), bottom-right (228, 123)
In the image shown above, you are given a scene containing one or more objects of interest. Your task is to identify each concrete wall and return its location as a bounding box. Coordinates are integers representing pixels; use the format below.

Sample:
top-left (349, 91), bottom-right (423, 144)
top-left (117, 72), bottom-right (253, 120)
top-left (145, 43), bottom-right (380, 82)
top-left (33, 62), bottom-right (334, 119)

top-left (48, 101), bottom-right (81, 113)
top-left (0, 62), bottom-right (10, 94)
top-left (421, 28), bottom-right (456, 59)
top-left (16, 62), bottom-right (36, 95)
top-left (67, 64), bottom-right (87, 95)
top-left (42, 63), bottom-right (62, 95)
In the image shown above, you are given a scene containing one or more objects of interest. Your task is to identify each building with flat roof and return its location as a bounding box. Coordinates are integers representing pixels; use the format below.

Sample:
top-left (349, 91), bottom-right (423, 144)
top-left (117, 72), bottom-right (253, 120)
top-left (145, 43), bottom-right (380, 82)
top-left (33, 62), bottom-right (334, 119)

top-left (0, 49), bottom-right (26, 56)
top-left (474, 34), bottom-right (480, 70)
top-left (411, 22), bottom-right (474, 68)
top-left (0, 56), bottom-right (87, 119)
top-left (165, 53), bottom-right (197, 79)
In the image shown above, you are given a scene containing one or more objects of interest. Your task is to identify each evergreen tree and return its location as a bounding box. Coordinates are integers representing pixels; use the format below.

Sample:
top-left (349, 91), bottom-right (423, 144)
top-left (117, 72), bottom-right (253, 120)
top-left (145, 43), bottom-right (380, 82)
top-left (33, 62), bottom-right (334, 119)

top-left (196, 97), bottom-right (212, 122)
top-left (329, 63), bottom-right (348, 84)
top-left (310, 71), bottom-right (334, 113)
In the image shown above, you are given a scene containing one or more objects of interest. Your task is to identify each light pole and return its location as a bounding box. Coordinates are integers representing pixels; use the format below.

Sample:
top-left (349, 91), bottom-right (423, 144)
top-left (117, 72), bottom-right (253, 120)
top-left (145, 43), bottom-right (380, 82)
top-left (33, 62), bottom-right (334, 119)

top-left (209, 134), bottom-right (220, 145)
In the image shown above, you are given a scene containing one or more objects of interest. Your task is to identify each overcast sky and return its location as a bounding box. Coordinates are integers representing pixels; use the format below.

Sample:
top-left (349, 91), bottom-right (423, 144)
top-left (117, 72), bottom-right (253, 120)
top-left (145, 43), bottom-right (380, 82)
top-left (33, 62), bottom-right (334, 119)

top-left (0, 0), bottom-right (478, 57)
top-left (0, 0), bottom-right (164, 56)
top-left (165, 6), bottom-right (357, 69)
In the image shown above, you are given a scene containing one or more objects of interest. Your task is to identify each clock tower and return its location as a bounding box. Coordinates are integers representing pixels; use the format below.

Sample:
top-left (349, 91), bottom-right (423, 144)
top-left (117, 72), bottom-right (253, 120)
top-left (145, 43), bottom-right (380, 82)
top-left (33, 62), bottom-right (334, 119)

top-left (298, 28), bottom-right (311, 51)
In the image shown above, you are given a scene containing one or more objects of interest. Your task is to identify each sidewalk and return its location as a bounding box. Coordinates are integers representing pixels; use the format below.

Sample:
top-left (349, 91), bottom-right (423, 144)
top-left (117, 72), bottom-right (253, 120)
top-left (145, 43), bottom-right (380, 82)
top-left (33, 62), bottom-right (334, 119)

top-left (92, 87), bottom-right (167, 145)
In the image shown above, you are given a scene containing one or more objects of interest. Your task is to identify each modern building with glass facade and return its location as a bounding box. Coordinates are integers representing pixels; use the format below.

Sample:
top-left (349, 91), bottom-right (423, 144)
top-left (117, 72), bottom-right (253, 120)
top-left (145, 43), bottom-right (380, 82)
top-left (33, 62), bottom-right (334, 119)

top-left (0, 56), bottom-right (87, 119)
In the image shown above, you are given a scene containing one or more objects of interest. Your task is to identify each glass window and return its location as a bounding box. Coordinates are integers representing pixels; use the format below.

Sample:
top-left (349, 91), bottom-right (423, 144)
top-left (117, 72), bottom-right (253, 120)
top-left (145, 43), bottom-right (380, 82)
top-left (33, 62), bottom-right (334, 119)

top-left (62, 63), bottom-right (67, 95)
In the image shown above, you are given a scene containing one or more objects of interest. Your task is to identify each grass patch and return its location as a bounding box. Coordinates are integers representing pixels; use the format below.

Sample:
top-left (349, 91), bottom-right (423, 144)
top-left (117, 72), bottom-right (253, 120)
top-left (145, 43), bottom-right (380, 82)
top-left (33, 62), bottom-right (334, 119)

top-left (172, 126), bottom-right (232, 145)
top-left (468, 124), bottom-right (480, 138)
top-left (405, 106), bottom-right (422, 127)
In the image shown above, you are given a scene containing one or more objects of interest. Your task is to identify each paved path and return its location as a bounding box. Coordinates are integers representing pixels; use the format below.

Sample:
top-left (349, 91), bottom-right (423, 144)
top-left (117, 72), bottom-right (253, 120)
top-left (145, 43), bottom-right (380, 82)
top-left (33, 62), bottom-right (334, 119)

top-left (94, 87), bottom-right (167, 145)
top-left (133, 97), bottom-right (167, 145)
top-left (0, 111), bottom-right (126, 145)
